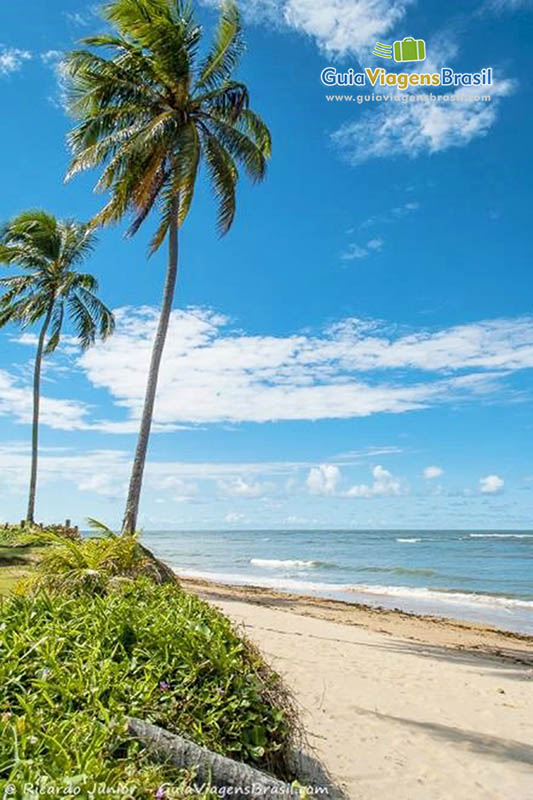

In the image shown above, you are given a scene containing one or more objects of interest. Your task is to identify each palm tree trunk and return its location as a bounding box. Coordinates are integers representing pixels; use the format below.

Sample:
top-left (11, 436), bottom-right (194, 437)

top-left (27, 305), bottom-right (53, 523)
top-left (127, 717), bottom-right (300, 797)
top-left (122, 198), bottom-right (179, 534)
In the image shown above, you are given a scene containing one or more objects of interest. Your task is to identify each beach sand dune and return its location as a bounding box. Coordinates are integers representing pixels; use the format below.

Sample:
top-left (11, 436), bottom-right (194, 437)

top-left (183, 578), bottom-right (533, 800)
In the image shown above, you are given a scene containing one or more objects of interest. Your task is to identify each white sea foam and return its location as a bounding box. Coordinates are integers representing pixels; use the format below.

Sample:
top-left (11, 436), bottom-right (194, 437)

top-left (344, 583), bottom-right (533, 610)
top-left (175, 568), bottom-right (336, 593)
top-left (174, 569), bottom-right (533, 612)
top-left (469, 533), bottom-right (533, 539)
top-left (250, 558), bottom-right (319, 569)
top-left (396, 537), bottom-right (422, 543)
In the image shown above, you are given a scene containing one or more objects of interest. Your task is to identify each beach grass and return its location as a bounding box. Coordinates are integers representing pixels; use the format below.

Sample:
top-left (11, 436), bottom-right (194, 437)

top-left (0, 573), bottom-right (298, 792)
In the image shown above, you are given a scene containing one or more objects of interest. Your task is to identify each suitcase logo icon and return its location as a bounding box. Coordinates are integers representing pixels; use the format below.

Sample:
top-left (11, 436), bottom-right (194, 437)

top-left (393, 37), bottom-right (426, 63)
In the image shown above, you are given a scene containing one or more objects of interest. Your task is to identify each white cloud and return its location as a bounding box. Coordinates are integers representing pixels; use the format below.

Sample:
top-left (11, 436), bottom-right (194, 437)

top-left (40, 49), bottom-right (69, 109)
top-left (342, 237), bottom-right (384, 261)
top-left (331, 446), bottom-right (403, 462)
top-left (40, 50), bottom-right (63, 64)
top-left (423, 465), bottom-right (443, 479)
top-left (207, 0), bottom-right (415, 57)
top-left (0, 444), bottom-right (346, 503)
top-left (484, 0), bottom-right (533, 9)
top-left (218, 477), bottom-right (273, 498)
top-left (0, 47), bottom-right (31, 76)
top-left (333, 77), bottom-right (515, 164)
top-left (282, 0), bottom-right (414, 58)
top-left (306, 464), bottom-right (341, 495)
top-left (360, 202), bottom-right (420, 229)
top-left (76, 473), bottom-right (126, 499)
top-left (343, 203), bottom-right (419, 262)
top-left (391, 201), bottom-right (420, 217)
top-left (74, 308), bottom-right (533, 429)
top-left (12, 333), bottom-right (39, 347)
top-left (0, 369), bottom-right (89, 430)
top-left (64, 8), bottom-right (101, 27)
top-left (480, 474), bottom-right (504, 494)
top-left (346, 464), bottom-right (404, 497)
top-left (225, 511), bottom-right (246, 524)
top-left (341, 243), bottom-right (370, 261)
top-left (153, 475), bottom-right (199, 503)
top-left (0, 444), bottom-right (130, 499)
top-left (0, 443), bottom-right (515, 528)
top-left (4, 309), bottom-right (533, 433)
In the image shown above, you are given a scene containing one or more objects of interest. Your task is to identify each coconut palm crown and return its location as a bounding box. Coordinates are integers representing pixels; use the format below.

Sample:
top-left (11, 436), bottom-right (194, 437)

top-left (64, 0), bottom-right (272, 533)
top-left (0, 211), bottom-right (115, 522)
top-left (65, 0), bottom-right (271, 246)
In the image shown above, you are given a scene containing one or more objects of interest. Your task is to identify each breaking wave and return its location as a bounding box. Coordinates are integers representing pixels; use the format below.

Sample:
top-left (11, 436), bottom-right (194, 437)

top-left (250, 558), bottom-right (322, 569)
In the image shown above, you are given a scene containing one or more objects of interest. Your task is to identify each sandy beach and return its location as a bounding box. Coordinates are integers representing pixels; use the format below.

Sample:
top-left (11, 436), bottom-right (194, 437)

top-left (183, 576), bottom-right (533, 800)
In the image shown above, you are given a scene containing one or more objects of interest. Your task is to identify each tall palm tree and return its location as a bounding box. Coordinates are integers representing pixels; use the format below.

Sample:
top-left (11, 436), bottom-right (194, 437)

top-left (0, 211), bottom-right (115, 523)
top-left (64, 0), bottom-right (271, 533)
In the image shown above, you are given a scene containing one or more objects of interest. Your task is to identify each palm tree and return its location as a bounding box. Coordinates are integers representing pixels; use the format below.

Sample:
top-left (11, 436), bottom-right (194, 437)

top-left (0, 211), bottom-right (115, 523)
top-left (64, 0), bottom-right (271, 533)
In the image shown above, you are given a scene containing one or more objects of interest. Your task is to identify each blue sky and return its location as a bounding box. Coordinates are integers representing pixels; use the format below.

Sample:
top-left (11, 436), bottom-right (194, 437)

top-left (0, 0), bottom-right (532, 529)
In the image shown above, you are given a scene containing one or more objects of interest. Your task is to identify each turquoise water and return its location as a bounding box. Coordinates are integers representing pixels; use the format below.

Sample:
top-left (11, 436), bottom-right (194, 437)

top-left (141, 529), bottom-right (533, 633)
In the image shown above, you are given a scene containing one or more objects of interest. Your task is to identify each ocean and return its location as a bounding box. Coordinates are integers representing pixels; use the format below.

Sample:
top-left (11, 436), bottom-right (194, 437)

top-left (141, 529), bottom-right (533, 634)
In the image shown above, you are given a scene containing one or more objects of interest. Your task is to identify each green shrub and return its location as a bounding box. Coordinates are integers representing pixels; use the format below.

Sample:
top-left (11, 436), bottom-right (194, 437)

top-left (19, 532), bottom-right (154, 595)
top-left (0, 526), bottom-right (45, 549)
top-left (0, 522), bottom-right (80, 548)
top-left (16, 527), bottom-right (177, 594)
top-left (0, 579), bottom-right (296, 793)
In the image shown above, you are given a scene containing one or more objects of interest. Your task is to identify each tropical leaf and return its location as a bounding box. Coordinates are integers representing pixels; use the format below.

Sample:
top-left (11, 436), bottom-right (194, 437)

top-left (64, 0), bottom-right (271, 248)
top-left (86, 518), bottom-right (118, 538)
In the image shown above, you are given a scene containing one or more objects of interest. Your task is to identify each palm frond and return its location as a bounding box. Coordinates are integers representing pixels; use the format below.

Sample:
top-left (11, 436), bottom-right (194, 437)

top-left (86, 517), bottom-right (119, 539)
top-left (44, 299), bottom-right (64, 354)
top-left (174, 122), bottom-right (200, 226)
top-left (201, 132), bottom-right (237, 235)
top-left (0, 211), bottom-right (113, 349)
top-left (66, 293), bottom-right (98, 350)
top-left (197, 1), bottom-right (243, 91)
top-left (206, 115), bottom-right (267, 182)
top-left (64, 0), bottom-right (271, 240)
top-left (74, 286), bottom-right (115, 339)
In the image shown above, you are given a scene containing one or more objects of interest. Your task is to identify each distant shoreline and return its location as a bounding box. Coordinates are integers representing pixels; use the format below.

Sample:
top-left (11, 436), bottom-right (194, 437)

top-left (179, 574), bottom-right (533, 658)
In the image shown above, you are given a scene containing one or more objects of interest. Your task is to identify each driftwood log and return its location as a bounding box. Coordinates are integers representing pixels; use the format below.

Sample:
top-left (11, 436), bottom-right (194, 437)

top-left (127, 717), bottom-right (301, 797)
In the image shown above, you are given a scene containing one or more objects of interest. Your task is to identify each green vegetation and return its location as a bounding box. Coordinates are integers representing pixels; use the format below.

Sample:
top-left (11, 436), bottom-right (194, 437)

top-left (0, 525), bottom-right (82, 595)
top-left (0, 524), bottom-right (51, 549)
top-left (0, 530), bottom-right (298, 793)
top-left (64, 0), bottom-right (272, 533)
top-left (0, 580), bottom-right (295, 792)
top-left (0, 211), bottom-right (114, 523)
top-left (20, 530), bottom-right (170, 595)
top-left (0, 530), bottom-right (47, 596)
top-left (0, 564), bottom-right (30, 596)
